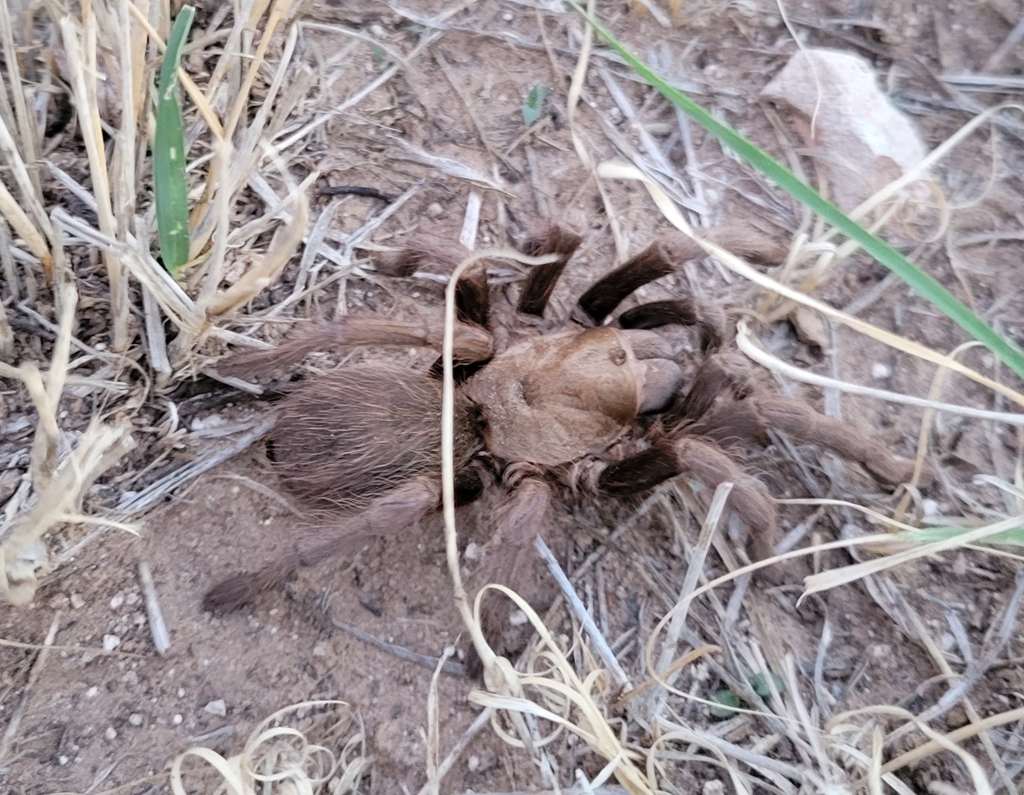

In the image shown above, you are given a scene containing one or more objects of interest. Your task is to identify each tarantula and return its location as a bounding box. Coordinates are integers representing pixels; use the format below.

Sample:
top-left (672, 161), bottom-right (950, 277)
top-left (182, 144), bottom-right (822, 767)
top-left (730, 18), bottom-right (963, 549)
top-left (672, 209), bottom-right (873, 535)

top-left (204, 224), bottom-right (917, 659)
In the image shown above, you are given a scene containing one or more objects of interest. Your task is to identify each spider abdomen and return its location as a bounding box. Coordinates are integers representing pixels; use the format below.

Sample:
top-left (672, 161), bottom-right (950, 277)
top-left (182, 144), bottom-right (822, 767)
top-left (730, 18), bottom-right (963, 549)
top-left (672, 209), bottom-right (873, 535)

top-left (267, 363), bottom-right (475, 512)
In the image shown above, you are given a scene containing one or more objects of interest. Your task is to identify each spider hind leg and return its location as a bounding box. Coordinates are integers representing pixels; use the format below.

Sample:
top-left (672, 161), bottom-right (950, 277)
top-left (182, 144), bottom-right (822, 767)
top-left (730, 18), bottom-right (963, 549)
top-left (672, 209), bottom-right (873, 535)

top-left (466, 478), bottom-right (554, 677)
top-left (203, 478), bottom-right (441, 613)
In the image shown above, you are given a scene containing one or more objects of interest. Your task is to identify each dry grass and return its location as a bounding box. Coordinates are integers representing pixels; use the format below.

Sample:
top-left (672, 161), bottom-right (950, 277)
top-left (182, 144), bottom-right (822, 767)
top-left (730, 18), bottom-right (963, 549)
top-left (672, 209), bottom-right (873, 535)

top-left (1, 0), bottom-right (1023, 793)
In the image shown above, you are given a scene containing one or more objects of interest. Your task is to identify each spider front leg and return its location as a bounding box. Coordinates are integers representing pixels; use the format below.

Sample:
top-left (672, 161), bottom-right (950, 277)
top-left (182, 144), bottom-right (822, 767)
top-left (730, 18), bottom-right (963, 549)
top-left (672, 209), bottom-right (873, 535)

top-left (598, 438), bottom-right (779, 560)
top-left (717, 396), bottom-right (923, 487)
top-left (203, 477), bottom-right (441, 612)
top-left (576, 226), bottom-right (783, 335)
top-left (674, 354), bottom-right (921, 487)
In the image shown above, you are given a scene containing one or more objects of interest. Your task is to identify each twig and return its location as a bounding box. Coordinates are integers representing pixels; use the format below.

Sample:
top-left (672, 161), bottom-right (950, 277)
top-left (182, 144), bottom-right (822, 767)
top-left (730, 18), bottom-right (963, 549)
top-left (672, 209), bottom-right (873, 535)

top-left (139, 560), bottom-right (170, 655)
top-left (415, 705), bottom-right (494, 795)
top-left (330, 618), bottom-right (464, 677)
top-left (534, 534), bottom-right (631, 689)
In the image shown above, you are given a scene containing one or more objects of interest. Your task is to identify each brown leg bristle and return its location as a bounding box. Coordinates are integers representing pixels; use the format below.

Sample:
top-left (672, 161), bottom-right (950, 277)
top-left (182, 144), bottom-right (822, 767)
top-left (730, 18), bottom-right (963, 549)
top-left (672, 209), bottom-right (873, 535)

top-left (577, 243), bottom-right (676, 325)
top-left (599, 444), bottom-right (681, 493)
top-left (673, 437), bottom-right (779, 558)
top-left (754, 397), bottom-right (925, 487)
top-left (203, 560), bottom-right (296, 612)
top-left (456, 269), bottom-right (491, 329)
top-left (464, 479), bottom-right (553, 678)
top-left (517, 225), bottom-right (583, 317)
top-left (617, 299), bottom-right (726, 352)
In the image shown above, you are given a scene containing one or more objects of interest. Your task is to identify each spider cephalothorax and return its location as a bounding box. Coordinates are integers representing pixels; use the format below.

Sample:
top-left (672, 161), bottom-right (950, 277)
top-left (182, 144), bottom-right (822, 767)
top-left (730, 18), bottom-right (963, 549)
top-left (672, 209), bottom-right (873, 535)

top-left (204, 224), bottom-right (918, 659)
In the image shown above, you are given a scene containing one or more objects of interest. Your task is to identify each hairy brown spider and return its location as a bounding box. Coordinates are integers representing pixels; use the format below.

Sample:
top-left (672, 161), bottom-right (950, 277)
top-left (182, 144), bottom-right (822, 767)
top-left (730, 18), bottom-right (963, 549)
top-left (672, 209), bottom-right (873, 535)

top-left (204, 224), bottom-right (918, 662)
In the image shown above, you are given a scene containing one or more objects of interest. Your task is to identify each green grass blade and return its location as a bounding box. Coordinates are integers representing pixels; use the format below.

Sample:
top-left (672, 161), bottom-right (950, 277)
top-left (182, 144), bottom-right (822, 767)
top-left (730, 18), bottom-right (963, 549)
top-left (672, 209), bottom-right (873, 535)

top-left (898, 526), bottom-right (1024, 547)
top-left (569, 1), bottom-right (1024, 383)
top-left (153, 5), bottom-right (195, 274)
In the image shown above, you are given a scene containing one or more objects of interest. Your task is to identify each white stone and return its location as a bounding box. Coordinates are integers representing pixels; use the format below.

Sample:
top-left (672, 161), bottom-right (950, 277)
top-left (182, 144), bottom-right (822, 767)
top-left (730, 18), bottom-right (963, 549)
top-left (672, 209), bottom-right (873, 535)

top-left (85, 686), bottom-right (98, 698)
top-left (70, 593), bottom-right (85, 609)
top-left (871, 363), bottom-right (891, 380)
top-left (762, 49), bottom-right (931, 213)
top-left (105, 727), bottom-right (117, 740)
top-left (129, 713), bottom-right (143, 726)
top-left (204, 699), bottom-right (227, 717)
top-left (103, 634), bottom-right (121, 651)
top-left (173, 714), bottom-right (183, 725)
top-left (110, 594), bottom-right (124, 609)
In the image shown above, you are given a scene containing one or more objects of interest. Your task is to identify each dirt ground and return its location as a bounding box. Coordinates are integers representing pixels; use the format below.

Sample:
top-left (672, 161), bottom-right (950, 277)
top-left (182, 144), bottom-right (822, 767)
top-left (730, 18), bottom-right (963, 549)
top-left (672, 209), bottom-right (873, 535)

top-left (3, 0), bottom-right (1024, 793)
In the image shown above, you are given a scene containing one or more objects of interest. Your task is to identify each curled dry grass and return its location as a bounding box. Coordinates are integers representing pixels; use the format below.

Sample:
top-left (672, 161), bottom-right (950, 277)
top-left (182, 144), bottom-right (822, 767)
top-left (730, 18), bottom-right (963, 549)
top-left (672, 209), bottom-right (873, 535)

top-left (170, 701), bottom-right (370, 795)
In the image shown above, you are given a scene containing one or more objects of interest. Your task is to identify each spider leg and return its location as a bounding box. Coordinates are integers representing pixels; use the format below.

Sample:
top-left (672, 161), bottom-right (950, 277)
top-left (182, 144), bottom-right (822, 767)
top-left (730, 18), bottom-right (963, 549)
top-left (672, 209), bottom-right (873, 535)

top-left (456, 268), bottom-right (491, 329)
top-left (466, 478), bottom-right (553, 676)
top-left (218, 317), bottom-right (493, 378)
top-left (667, 354), bottom-right (756, 426)
top-left (375, 241), bottom-right (491, 329)
top-left (577, 242), bottom-right (678, 325)
top-left (617, 298), bottom-right (726, 352)
top-left (712, 396), bottom-right (921, 487)
top-left (598, 439), bottom-right (778, 559)
top-left (577, 225), bottom-right (787, 326)
top-left (516, 225), bottom-right (584, 317)
top-left (202, 478), bottom-right (441, 612)
top-left (674, 354), bottom-right (921, 487)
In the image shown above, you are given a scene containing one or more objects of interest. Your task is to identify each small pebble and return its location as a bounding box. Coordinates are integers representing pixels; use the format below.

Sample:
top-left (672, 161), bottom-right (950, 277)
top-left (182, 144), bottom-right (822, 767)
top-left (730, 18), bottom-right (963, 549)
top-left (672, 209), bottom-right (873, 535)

top-left (105, 727), bottom-right (117, 740)
top-left (126, 593), bottom-right (140, 606)
top-left (871, 362), bottom-right (891, 380)
top-left (501, 11), bottom-right (512, 21)
top-left (464, 542), bottom-right (480, 561)
top-left (86, 686), bottom-right (98, 698)
top-left (173, 714), bottom-right (183, 725)
top-left (58, 755), bottom-right (69, 765)
top-left (204, 699), bottom-right (227, 717)
top-left (467, 755), bottom-right (480, 772)
top-left (312, 643), bottom-right (328, 657)
top-left (129, 713), bottom-right (143, 726)
top-left (110, 594), bottom-right (124, 609)
top-left (922, 499), bottom-right (939, 518)
top-left (70, 593), bottom-right (85, 609)
top-left (103, 634), bottom-right (121, 651)
top-left (426, 202), bottom-right (444, 218)
top-left (509, 609), bottom-right (528, 627)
